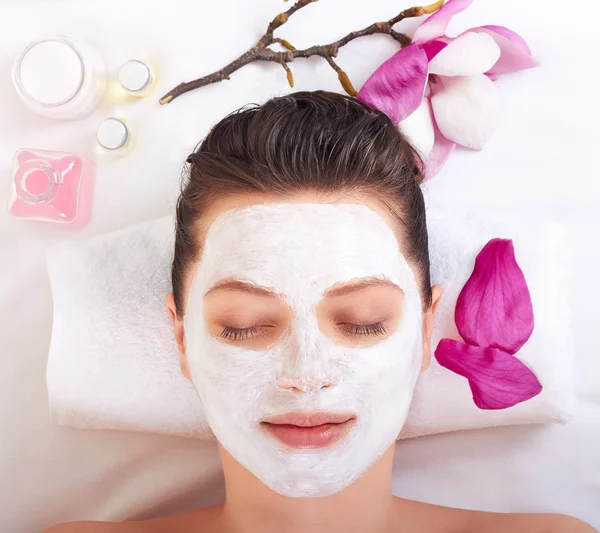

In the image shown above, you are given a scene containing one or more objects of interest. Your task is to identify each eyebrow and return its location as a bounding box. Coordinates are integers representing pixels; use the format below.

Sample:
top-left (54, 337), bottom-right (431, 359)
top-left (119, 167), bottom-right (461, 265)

top-left (206, 279), bottom-right (279, 298)
top-left (206, 277), bottom-right (402, 298)
top-left (324, 278), bottom-right (403, 298)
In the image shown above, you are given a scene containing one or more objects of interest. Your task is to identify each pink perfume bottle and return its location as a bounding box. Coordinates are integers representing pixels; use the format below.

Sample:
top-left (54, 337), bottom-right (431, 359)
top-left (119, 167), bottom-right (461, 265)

top-left (8, 149), bottom-right (95, 226)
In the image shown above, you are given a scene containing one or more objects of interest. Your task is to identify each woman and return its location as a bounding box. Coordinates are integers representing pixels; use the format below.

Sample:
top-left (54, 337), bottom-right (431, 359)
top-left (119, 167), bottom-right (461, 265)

top-left (47, 91), bottom-right (595, 533)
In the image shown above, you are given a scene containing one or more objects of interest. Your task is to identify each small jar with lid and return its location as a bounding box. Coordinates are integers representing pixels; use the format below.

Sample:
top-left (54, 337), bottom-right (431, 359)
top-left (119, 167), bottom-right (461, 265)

top-left (96, 117), bottom-right (136, 156)
top-left (118, 60), bottom-right (156, 97)
top-left (12, 36), bottom-right (107, 120)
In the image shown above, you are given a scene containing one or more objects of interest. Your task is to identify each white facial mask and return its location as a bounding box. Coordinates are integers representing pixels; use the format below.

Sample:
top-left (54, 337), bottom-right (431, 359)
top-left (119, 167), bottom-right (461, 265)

top-left (184, 203), bottom-right (423, 497)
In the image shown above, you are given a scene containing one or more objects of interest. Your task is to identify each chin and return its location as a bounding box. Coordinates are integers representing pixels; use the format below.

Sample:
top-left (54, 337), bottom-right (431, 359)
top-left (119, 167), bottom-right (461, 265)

top-left (265, 471), bottom-right (361, 499)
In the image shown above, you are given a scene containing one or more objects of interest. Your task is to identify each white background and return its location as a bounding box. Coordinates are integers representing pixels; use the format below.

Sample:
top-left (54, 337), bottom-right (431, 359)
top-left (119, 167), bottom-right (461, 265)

top-left (1, 0), bottom-right (599, 531)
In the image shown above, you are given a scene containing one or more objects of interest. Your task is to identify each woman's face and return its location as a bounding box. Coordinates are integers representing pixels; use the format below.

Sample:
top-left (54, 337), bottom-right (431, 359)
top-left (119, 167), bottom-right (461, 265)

top-left (167, 192), bottom-right (441, 498)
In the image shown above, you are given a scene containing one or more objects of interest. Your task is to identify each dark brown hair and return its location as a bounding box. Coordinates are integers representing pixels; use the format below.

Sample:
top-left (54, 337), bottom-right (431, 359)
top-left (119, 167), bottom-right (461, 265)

top-left (172, 89), bottom-right (431, 318)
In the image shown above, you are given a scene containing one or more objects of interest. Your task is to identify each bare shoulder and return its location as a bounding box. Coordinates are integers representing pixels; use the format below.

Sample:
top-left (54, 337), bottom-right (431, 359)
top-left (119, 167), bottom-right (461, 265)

top-left (42, 521), bottom-right (149, 533)
top-left (514, 513), bottom-right (596, 533)
top-left (394, 498), bottom-right (596, 533)
top-left (468, 510), bottom-right (597, 533)
top-left (43, 523), bottom-right (122, 533)
top-left (545, 514), bottom-right (598, 532)
top-left (42, 506), bottom-right (221, 533)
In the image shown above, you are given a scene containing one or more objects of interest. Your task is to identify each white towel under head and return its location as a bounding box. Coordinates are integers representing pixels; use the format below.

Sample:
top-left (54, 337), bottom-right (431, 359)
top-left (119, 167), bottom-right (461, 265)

top-left (46, 207), bottom-right (576, 440)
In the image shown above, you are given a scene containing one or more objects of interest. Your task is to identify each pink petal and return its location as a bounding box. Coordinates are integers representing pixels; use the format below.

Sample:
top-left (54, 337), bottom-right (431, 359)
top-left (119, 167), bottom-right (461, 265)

top-left (398, 97), bottom-right (435, 158)
top-left (412, 0), bottom-right (473, 45)
top-left (468, 27), bottom-right (539, 76)
top-left (357, 43), bottom-right (429, 124)
top-left (480, 25), bottom-right (532, 55)
top-left (422, 114), bottom-right (455, 180)
top-left (428, 32), bottom-right (501, 77)
top-left (430, 74), bottom-right (499, 150)
top-left (420, 40), bottom-right (448, 61)
top-left (456, 239), bottom-right (535, 355)
top-left (435, 339), bottom-right (543, 410)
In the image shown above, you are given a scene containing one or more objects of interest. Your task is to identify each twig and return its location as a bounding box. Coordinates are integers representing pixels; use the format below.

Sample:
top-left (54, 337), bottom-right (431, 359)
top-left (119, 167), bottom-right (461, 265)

top-left (159, 0), bottom-right (444, 105)
top-left (325, 55), bottom-right (357, 96)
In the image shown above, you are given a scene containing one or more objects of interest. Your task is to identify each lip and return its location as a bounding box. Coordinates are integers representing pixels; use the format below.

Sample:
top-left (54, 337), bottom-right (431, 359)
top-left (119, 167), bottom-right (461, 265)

top-left (261, 412), bottom-right (356, 449)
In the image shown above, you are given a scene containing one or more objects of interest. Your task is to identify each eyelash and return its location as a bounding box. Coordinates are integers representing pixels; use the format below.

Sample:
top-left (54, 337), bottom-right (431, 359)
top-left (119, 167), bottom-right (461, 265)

top-left (220, 322), bottom-right (388, 341)
top-left (220, 326), bottom-right (266, 341)
top-left (340, 322), bottom-right (388, 336)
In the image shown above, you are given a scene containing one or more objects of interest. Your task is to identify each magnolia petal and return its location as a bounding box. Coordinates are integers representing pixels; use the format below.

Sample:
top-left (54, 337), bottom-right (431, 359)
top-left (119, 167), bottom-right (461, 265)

top-left (399, 97), bottom-right (435, 158)
top-left (469, 27), bottom-right (539, 76)
top-left (420, 39), bottom-right (448, 61)
top-left (412, 0), bottom-right (473, 44)
top-left (428, 32), bottom-right (501, 76)
top-left (435, 339), bottom-right (543, 410)
top-left (456, 238), bottom-right (535, 354)
top-left (423, 119), bottom-right (455, 180)
top-left (430, 74), bottom-right (499, 150)
top-left (480, 25), bottom-right (532, 55)
top-left (356, 43), bottom-right (428, 124)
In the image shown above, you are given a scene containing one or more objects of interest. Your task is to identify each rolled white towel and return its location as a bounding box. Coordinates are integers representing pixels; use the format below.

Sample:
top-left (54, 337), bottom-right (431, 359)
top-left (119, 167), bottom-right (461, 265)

top-left (46, 207), bottom-right (576, 439)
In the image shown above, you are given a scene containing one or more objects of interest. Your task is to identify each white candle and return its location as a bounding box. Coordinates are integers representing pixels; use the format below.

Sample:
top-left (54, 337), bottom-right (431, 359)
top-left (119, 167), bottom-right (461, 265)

top-left (96, 117), bottom-right (135, 155)
top-left (118, 59), bottom-right (156, 96)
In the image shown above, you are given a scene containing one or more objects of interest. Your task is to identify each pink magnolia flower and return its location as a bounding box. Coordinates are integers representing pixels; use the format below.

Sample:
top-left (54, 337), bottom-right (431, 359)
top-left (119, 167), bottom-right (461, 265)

top-left (434, 239), bottom-right (542, 410)
top-left (357, 0), bottom-right (539, 178)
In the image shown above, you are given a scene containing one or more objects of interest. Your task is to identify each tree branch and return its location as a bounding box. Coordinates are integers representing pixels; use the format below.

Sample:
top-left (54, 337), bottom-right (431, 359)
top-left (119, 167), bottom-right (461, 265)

top-left (159, 0), bottom-right (444, 105)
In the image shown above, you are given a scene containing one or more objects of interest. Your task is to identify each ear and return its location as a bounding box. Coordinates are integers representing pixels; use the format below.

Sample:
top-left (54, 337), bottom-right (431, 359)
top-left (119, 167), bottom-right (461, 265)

top-left (420, 284), bottom-right (443, 373)
top-left (166, 292), bottom-right (191, 381)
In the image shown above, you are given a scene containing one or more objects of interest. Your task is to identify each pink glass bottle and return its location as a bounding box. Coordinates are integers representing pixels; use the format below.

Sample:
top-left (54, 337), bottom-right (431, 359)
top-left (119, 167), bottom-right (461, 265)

top-left (8, 149), bottom-right (95, 226)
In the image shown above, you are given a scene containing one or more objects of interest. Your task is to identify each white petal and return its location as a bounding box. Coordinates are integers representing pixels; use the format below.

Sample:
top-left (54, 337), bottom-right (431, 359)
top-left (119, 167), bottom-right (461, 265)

top-left (399, 98), bottom-right (435, 158)
top-left (428, 32), bottom-right (501, 76)
top-left (431, 74), bottom-right (500, 150)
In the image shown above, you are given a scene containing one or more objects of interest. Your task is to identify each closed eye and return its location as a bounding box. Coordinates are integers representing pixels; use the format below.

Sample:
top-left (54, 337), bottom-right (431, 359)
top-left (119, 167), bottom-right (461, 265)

top-left (337, 322), bottom-right (388, 336)
top-left (220, 325), bottom-right (274, 341)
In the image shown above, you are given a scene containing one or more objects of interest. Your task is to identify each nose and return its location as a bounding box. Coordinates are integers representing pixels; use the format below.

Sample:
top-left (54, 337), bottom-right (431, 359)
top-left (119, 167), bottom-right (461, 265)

top-left (276, 375), bottom-right (334, 393)
top-left (276, 329), bottom-right (339, 393)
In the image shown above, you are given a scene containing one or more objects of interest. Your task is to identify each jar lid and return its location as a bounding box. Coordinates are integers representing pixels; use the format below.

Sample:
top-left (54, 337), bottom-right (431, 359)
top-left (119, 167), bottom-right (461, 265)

top-left (118, 60), bottom-right (151, 92)
top-left (97, 118), bottom-right (129, 150)
top-left (16, 39), bottom-right (84, 106)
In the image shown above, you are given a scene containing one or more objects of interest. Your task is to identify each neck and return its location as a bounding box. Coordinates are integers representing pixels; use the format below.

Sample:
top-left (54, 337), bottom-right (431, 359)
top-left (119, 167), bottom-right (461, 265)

top-left (215, 445), bottom-right (400, 533)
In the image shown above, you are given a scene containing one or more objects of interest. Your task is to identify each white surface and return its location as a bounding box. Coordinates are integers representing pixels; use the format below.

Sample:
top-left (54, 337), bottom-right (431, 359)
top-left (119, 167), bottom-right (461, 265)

top-left (0, 0), bottom-right (599, 532)
top-left (46, 207), bottom-right (576, 440)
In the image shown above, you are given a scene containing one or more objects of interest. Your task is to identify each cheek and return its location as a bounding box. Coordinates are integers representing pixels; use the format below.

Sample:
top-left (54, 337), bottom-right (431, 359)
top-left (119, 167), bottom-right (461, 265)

top-left (195, 336), bottom-right (278, 396)
top-left (342, 339), bottom-right (420, 391)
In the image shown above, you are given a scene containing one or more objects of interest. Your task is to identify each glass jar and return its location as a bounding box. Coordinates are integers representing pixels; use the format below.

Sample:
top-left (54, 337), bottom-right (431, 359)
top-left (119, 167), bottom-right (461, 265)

top-left (12, 36), bottom-right (107, 120)
top-left (8, 149), bottom-right (95, 226)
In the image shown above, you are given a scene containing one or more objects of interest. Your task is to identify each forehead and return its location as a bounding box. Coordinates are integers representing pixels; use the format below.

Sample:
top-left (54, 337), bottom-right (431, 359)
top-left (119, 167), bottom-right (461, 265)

top-left (193, 203), bottom-right (417, 300)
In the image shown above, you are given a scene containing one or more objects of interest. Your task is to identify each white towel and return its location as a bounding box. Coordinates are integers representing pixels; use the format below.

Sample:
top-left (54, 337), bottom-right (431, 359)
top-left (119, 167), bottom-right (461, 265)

top-left (46, 207), bottom-right (576, 440)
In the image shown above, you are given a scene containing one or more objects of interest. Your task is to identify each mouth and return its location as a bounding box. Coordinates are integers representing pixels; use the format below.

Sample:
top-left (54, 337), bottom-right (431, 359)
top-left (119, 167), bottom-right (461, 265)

top-left (260, 412), bottom-right (356, 449)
